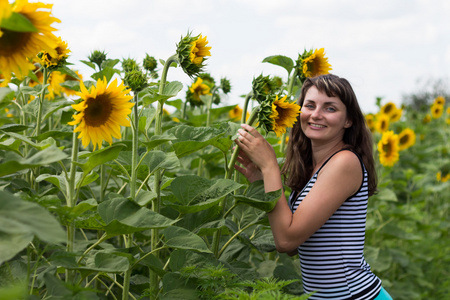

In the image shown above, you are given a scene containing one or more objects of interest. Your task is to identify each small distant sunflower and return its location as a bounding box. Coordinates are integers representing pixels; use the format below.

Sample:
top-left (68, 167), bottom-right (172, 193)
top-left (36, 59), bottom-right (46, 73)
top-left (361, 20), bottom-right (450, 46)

top-left (375, 113), bottom-right (390, 133)
top-left (298, 48), bottom-right (332, 80)
top-left (258, 95), bottom-right (301, 137)
top-left (29, 67), bottom-right (65, 100)
top-left (431, 103), bottom-right (444, 119)
top-left (38, 36), bottom-right (70, 69)
top-left (380, 102), bottom-right (397, 117)
top-left (423, 114), bottom-right (431, 124)
top-left (365, 113), bottom-right (376, 133)
top-left (176, 32), bottom-right (211, 77)
top-left (68, 77), bottom-right (134, 150)
top-left (437, 171), bottom-right (450, 183)
top-left (229, 105), bottom-right (249, 122)
top-left (398, 128), bottom-right (416, 151)
top-left (433, 96), bottom-right (445, 106)
top-left (0, 0), bottom-right (60, 83)
top-left (389, 107), bottom-right (402, 122)
top-left (377, 130), bottom-right (400, 167)
top-left (186, 77), bottom-right (211, 106)
top-left (4, 108), bottom-right (13, 118)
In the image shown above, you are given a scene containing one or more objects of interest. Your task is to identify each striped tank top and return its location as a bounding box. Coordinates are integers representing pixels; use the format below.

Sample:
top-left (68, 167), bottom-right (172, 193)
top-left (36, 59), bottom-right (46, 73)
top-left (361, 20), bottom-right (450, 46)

top-left (289, 150), bottom-right (381, 300)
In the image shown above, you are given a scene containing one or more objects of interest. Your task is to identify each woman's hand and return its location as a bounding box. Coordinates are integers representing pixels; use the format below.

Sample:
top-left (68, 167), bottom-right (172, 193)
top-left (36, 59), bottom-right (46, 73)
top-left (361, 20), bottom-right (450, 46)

top-left (234, 124), bottom-right (279, 178)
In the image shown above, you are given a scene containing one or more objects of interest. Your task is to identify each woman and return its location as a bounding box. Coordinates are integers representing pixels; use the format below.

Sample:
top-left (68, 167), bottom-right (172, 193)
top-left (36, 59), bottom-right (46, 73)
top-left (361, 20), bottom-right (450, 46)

top-left (234, 74), bottom-right (392, 299)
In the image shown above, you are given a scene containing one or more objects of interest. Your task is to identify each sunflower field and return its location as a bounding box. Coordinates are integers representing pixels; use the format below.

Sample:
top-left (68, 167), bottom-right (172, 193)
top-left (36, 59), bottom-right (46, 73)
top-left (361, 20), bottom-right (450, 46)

top-left (0, 1), bottom-right (449, 300)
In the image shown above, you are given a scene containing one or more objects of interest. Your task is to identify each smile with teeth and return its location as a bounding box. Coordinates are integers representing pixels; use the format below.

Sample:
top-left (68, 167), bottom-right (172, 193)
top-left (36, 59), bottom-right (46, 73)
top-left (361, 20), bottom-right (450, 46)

top-left (309, 123), bottom-right (326, 128)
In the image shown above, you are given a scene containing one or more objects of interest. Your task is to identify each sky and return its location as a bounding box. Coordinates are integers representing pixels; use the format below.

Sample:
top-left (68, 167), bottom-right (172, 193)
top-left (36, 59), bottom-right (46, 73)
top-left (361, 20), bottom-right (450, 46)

top-left (48, 0), bottom-right (450, 113)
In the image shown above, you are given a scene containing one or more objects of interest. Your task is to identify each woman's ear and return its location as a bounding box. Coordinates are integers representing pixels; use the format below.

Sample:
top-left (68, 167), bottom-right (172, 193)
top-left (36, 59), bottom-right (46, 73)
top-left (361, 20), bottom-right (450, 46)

top-left (344, 119), bottom-right (352, 128)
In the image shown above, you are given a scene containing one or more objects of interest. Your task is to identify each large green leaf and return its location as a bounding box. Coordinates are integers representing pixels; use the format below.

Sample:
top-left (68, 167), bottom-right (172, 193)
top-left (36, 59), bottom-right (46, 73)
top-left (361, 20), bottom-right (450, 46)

top-left (76, 143), bottom-right (125, 174)
top-left (80, 252), bottom-right (131, 273)
top-left (142, 81), bottom-right (183, 105)
top-left (168, 125), bottom-right (231, 157)
top-left (233, 180), bottom-right (282, 212)
top-left (98, 197), bottom-right (177, 236)
top-left (167, 175), bottom-right (242, 214)
top-left (0, 191), bottom-right (65, 264)
top-left (142, 134), bottom-right (177, 151)
top-left (262, 55), bottom-right (294, 75)
top-left (0, 145), bottom-right (68, 177)
top-left (145, 150), bottom-right (180, 173)
top-left (0, 124), bottom-right (31, 132)
top-left (163, 226), bottom-right (211, 253)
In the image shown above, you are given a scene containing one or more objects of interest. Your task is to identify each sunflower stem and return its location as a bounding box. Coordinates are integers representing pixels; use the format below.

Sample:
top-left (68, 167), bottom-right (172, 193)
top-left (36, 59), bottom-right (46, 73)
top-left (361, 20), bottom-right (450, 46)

top-left (149, 54), bottom-right (178, 296)
top-left (66, 130), bottom-right (79, 283)
top-left (241, 92), bottom-right (253, 124)
top-left (35, 68), bottom-right (49, 137)
top-left (130, 94), bottom-right (139, 200)
top-left (280, 68), bottom-right (300, 153)
top-left (211, 106), bottom-right (260, 256)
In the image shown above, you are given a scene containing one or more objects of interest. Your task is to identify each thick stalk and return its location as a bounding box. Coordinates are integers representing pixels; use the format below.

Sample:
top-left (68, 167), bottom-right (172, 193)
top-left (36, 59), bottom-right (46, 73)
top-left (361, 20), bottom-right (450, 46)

top-left (241, 92), bottom-right (253, 124)
top-left (122, 235), bottom-right (133, 300)
top-left (150, 54), bottom-right (178, 295)
top-left (35, 68), bottom-right (49, 137)
top-left (66, 131), bottom-right (79, 283)
top-left (211, 106), bottom-right (260, 256)
top-left (130, 94), bottom-right (140, 199)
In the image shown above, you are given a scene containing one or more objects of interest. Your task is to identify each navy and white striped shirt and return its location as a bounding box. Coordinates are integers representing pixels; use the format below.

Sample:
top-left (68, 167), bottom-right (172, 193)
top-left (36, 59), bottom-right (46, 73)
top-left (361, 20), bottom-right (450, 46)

top-left (289, 150), bottom-right (381, 300)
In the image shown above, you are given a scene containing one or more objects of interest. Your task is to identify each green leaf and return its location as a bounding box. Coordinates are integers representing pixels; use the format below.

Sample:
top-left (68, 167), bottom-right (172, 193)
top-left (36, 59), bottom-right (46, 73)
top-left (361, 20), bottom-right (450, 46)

top-left (0, 87), bottom-right (14, 103)
top-left (0, 124), bottom-right (31, 132)
top-left (42, 99), bottom-right (73, 121)
top-left (0, 145), bottom-right (68, 177)
top-left (163, 226), bottom-right (212, 253)
top-left (167, 175), bottom-right (242, 214)
top-left (168, 125), bottom-right (230, 157)
top-left (142, 134), bottom-right (177, 151)
top-left (233, 180), bottom-right (282, 212)
top-left (138, 106), bottom-right (157, 134)
top-left (371, 188), bottom-right (398, 202)
top-left (80, 60), bottom-right (97, 70)
top-left (81, 252), bottom-right (130, 273)
top-left (145, 150), bottom-right (180, 173)
top-left (75, 143), bottom-right (125, 174)
top-left (98, 197), bottom-right (177, 236)
top-left (262, 55), bottom-right (294, 75)
top-left (141, 81), bottom-right (183, 105)
top-left (1, 12), bottom-right (37, 32)
top-left (162, 81), bottom-right (183, 97)
top-left (0, 191), bottom-right (65, 264)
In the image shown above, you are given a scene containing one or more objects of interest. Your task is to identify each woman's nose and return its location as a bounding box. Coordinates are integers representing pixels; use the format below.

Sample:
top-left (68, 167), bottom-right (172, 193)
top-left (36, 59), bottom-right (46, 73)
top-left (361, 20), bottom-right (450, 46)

top-left (311, 108), bottom-right (322, 119)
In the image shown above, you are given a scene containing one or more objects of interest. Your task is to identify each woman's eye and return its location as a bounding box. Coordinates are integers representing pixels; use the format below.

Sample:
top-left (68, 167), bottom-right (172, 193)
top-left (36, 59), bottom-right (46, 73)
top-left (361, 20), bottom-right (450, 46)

top-left (326, 107), bottom-right (336, 112)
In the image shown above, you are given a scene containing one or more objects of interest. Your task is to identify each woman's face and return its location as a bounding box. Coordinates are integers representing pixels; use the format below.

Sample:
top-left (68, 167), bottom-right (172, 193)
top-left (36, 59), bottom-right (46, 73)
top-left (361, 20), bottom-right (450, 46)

top-left (300, 86), bottom-right (351, 144)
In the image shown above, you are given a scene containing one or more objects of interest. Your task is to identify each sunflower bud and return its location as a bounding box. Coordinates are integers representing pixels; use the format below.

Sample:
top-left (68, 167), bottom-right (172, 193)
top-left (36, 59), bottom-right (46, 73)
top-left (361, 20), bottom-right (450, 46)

top-left (176, 32), bottom-right (211, 77)
top-left (220, 77), bottom-right (231, 94)
top-left (143, 54), bottom-right (158, 72)
top-left (122, 58), bottom-right (139, 74)
top-left (88, 50), bottom-right (107, 69)
top-left (124, 69), bottom-right (148, 92)
top-left (37, 37), bottom-right (70, 69)
top-left (251, 74), bottom-right (279, 104)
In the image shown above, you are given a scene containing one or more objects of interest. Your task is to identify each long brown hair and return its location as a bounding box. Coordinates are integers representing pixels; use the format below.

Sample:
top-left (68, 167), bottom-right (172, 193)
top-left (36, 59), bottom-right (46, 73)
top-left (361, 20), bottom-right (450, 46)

top-left (281, 74), bottom-right (377, 196)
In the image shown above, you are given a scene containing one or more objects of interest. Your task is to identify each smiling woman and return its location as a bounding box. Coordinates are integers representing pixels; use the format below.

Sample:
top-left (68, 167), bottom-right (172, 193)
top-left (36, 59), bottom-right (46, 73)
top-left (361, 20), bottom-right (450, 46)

top-left (234, 74), bottom-right (393, 300)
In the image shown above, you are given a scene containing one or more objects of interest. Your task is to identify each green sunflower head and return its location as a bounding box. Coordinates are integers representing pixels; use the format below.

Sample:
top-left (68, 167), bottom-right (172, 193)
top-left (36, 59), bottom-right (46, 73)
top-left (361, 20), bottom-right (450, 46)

top-left (176, 32), bottom-right (211, 78)
top-left (257, 95), bottom-right (275, 134)
top-left (220, 77), bottom-right (231, 94)
top-left (88, 50), bottom-right (107, 70)
top-left (143, 54), bottom-right (159, 79)
top-left (124, 68), bottom-right (148, 92)
top-left (251, 74), bottom-right (280, 104)
top-left (122, 58), bottom-right (139, 74)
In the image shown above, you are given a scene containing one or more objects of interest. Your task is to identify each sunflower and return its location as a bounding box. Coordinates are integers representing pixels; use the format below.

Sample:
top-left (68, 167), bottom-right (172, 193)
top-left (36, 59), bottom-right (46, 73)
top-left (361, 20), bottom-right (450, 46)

top-left (377, 130), bottom-right (400, 167)
top-left (433, 96), bottom-right (445, 106)
top-left (300, 48), bottom-right (332, 79)
top-left (380, 102), bottom-right (397, 116)
top-left (431, 103), bottom-right (444, 119)
top-left (437, 171), bottom-right (450, 183)
top-left (29, 67), bottom-right (65, 100)
top-left (398, 128), bottom-right (416, 151)
top-left (38, 36), bottom-right (70, 69)
top-left (186, 77), bottom-right (211, 106)
top-left (176, 32), bottom-right (211, 77)
top-left (68, 77), bottom-right (134, 150)
top-left (423, 114), bottom-right (431, 124)
top-left (365, 113), bottom-right (376, 133)
top-left (389, 107), bottom-right (402, 122)
top-left (0, 0), bottom-right (60, 84)
top-left (375, 113), bottom-right (390, 133)
top-left (229, 105), bottom-right (249, 122)
top-left (258, 95), bottom-right (301, 137)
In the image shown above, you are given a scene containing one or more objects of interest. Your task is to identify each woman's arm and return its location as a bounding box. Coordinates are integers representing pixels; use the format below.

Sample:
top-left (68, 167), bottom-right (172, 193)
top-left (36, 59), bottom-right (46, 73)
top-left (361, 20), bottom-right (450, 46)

top-left (235, 124), bottom-right (362, 253)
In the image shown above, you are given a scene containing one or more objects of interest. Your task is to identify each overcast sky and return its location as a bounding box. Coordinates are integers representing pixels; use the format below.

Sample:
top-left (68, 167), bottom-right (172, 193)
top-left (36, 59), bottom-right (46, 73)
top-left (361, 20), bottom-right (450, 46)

top-left (49, 0), bottom-right (450, 113)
